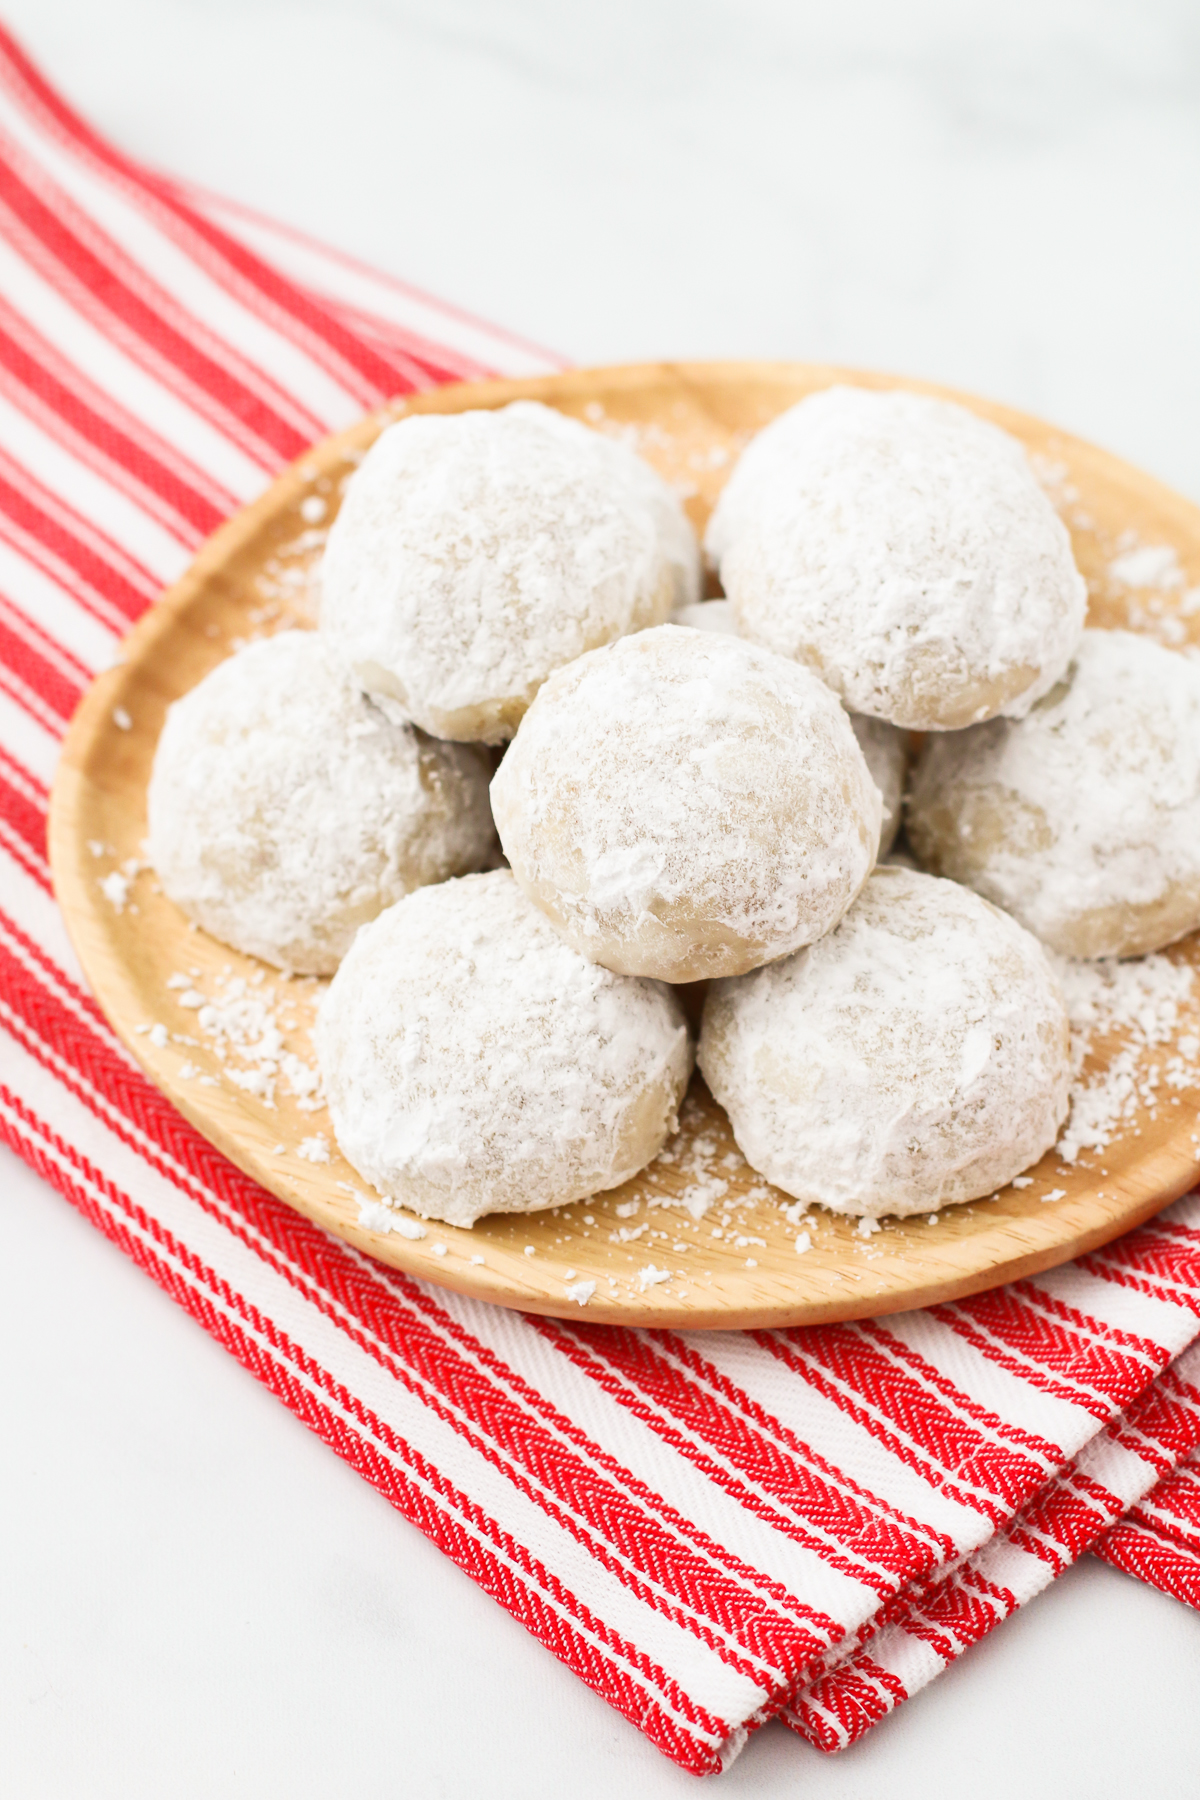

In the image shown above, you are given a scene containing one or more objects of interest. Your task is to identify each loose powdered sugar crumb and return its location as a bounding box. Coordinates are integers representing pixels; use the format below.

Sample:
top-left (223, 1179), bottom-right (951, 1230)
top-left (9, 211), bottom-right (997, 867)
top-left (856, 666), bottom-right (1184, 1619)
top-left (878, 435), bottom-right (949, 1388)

top-left (160, 965), bottom-right (326, 1115)
top-left (1054, 951), bottom-right (1200, 1163)
top-left (99, 871), bottom-right (129, 911)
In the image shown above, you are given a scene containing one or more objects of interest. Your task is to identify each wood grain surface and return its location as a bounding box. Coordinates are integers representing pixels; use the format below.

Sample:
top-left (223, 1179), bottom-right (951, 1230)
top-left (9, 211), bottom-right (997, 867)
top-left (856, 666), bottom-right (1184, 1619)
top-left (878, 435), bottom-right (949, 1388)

top-left (47, 360), bottom-right (1200, 1327)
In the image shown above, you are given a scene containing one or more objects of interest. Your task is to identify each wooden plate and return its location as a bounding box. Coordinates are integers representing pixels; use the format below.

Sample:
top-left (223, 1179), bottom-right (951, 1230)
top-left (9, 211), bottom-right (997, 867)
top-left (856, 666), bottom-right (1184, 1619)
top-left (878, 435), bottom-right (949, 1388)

top-left (48, 361), bottom-right (1200, 1328)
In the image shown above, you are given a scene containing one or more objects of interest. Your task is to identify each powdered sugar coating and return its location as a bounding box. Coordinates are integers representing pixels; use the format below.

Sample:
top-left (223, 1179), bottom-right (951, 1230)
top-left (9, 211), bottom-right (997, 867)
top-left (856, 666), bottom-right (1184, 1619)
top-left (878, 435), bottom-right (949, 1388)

top-left (320, 400), bottom-right (700, 743)
top-left (669, 599), bottom-right (908, 853)
top-left (908, 629), bottom-right (1200, 959)
top-left (706, 387), bottom-right (1086, 730)
top-left (699, 866), bottom-right (1071, 1217)
top-left (315, 870), bottom-right (693, 1226)
top-left (491, 624), bottom-right (881, 983)
top-left (147, 632), bottom-right (496, 974)
top-left (849, 714), bottom-right (907, 858)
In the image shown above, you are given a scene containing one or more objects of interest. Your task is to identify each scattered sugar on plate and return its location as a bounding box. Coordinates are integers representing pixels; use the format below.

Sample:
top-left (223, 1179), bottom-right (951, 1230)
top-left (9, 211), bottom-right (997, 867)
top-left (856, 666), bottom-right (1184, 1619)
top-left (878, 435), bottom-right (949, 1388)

top-left (99, 870), bottom-right (129, 911)
top-left (296, 1134), bottom-right (330, 1164)
top-left (1054, 952), bottom-right (1200, 1163)
top-left (637, 1264), bottom-right (671, 1290)
top-left (160, 966), bottom-right (326, 1113)
top-left (566, 1279), bottom-right (596, 1306)
top-left (112, 706), bottom-right (132, 731)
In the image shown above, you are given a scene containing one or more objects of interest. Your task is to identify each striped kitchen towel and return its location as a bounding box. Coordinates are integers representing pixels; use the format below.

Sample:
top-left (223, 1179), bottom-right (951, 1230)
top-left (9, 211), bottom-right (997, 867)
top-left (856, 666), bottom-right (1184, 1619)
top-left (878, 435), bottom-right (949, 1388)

top-left (1, 23), bottom-right (1199, 1776)
top-left (1093, 1443), bottom-right (1200, 1609)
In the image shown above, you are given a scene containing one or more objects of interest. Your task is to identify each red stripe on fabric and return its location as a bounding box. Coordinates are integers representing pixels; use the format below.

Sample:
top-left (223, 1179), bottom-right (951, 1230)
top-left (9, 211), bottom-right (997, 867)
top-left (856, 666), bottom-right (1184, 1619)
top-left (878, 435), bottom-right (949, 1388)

top-left (0, 267), bottom-right (240, 518)
top-left (543, 1320), bottom-right (939, 1598)
top-left (165, 171), bottom-right (566, 372)
top-left (1143, 1479), bottom-right (1200, 1541)
top-left (0, 123), bottom-right (330, 462)
top-left (0, 1093), bottom-right (728, 1777)
top-left (762, 1324), bottom-right (1056, 1519)
top-left (931, 1285), bottom-right (1168, 1421)
top-left (790, 1397), bottom-right (1200, 1754)
top-left (854, 1318), bottom-right (1067, 1462)
top-left (373, 1278), bottom-right (838, 1679)
top-left (1105, 1371), bottom-right (1200, 1477)
top-left (0, 440), bottom-right (157, 626)
top-left (0, 33), bottom-right (418, 410)
top-left (786, 1658), bottom-right (906, 1754)
top-left (0, 733), bottom-right (45, 795)
top-left (1082, 1222), bottom-right (1200, 1322)
top-left (0, 300), bottom-right (222, 544)
top-left (1093, 1517), bottom-right (1200, 1610)
top-left (0, 654), bottom-right (68, 738)
top-left (0, 775), bottom-right (50, 886)
top-left (0, 587), bottom-right (91, 683)
top-left (896, 1566), bottom-right (1014, 1664)
top-left (1005, 1466), bottom-right (1124, 1571)
top-left (0, 604), bottom-right (81, 721)
top-left (0, 822), bottom-right (50, 895)
top-left (1116, 1459), bottom-right (1200, 1549)
top-left (310, 294), bottom-right (488, 387)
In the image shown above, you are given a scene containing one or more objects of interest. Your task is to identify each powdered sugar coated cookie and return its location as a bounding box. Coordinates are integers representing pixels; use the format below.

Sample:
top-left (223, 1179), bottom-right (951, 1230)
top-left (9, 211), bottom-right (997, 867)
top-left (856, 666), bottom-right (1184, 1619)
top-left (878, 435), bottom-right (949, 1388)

top-left (698, 865), bottom-right (1071, 1217)
top-left (668, 600), bottom-right (908, 854)
top-left (908, 629), bottom-right (1200, 959)
top-left (147, 632), bottom-right (496, 974)
top-left (491, 624), bottom-right (881, 983)
top-left (320, 400), bottom-right (700, 743)
top-left (849, 714), bottom-right (908, 858)
top-left (315, 870), bottom-right (693, 1226)
top-left (706, 386), bottom-right (1086, 731)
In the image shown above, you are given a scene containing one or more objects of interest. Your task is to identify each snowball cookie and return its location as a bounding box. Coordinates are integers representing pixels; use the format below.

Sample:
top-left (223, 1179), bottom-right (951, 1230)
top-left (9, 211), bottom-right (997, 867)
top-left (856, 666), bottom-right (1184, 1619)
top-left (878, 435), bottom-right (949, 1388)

top-left (698, 865), bottom-right (1071, 1218)
top-left (320, 400), bottom-right (700, 743)
top-left (908, 629), bottom-right (1200, 959)
top-left (315, 870), bottom-right (693, 1225)
top-left (147, 632), bottom-right (497, 975)
top-left (705, 386), bottom-right (1087, 731)
top-left (667, 602), bottom-right (908, 853)
top-left (849, 714), bottom-right (908, 859)
top-left (491, 624), bottom-right (882, 984)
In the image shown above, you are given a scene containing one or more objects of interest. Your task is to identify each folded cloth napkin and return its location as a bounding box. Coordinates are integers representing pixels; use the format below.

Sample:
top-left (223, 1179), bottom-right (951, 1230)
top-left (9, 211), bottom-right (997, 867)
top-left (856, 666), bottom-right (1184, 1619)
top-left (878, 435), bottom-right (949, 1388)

top-left (1092, 1443), bottom-right (1200, 1607)
top-left (1, 25), bottom-right (1198, 1776)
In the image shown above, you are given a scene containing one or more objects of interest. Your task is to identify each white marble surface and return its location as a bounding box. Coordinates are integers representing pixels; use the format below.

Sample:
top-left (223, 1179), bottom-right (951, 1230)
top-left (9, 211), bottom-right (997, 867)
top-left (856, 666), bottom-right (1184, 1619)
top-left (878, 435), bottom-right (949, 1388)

top-left (4, 2), bottom-right (1200, 1793)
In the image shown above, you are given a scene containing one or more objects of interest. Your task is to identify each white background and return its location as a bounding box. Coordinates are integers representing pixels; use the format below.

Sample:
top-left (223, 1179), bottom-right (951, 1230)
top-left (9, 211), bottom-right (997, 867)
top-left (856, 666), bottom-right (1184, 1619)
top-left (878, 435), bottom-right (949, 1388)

top-left (3, 2), bottom-right (1200, 1794)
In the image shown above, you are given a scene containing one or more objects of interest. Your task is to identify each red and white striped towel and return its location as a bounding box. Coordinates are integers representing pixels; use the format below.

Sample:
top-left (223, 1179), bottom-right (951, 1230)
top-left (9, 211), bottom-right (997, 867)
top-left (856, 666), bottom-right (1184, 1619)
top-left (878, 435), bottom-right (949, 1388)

top-left (1, 25), bottom-right (1198, 1776)
top-left (1093, 1446), bottom-right (1200, 1609)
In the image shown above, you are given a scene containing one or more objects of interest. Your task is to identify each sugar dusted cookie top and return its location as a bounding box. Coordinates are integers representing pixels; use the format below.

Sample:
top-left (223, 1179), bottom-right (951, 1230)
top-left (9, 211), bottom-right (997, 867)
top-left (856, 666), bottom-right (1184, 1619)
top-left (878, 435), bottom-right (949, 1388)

top-left (706, 386), bottom-right (1086, 731)
top-left (147, 631), bottom-right (496, 974)
top-left (315, 870), bottom-right (693, 1227)
top-left (320, 400), bottom-right (700, 743)
top-left (491, 623), bottom-right (881, 983)
top-left (698, 865), bottom-right (1071, 1218)
top-left (908, 629), bottom-right (1200, 959)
